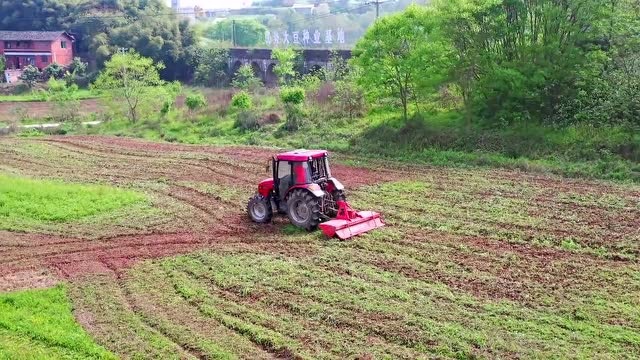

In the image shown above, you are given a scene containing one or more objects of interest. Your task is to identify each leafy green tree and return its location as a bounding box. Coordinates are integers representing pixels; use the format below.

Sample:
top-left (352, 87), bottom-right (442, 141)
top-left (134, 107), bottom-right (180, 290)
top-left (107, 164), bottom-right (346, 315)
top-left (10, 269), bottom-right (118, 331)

top-left (354, 5), bottom-right (453, 120)
top-left (93, 52), bottom-right (166, 122)
top-left (0, 0), bottom-right (196, 81)
top-left (19, 66), bottom-right (41, 88)
top-left (204, 19), bottom-right (267, 47)
top-left (189, 46), bottom-right (229, 87)
top-left (271, 48), bottom-right (298, 85)
top-left (430, 0), bottom-right (614, 125)
top-left (232, 64), bottom-right (263, 92)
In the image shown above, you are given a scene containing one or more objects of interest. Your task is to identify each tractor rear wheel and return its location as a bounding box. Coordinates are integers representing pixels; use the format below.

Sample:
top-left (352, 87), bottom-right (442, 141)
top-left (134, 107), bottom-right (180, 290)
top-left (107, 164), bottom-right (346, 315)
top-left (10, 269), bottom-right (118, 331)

top-left (286, 189), bottom-right (321, 230)
top-left (247, 195), bottom-right (273, 223)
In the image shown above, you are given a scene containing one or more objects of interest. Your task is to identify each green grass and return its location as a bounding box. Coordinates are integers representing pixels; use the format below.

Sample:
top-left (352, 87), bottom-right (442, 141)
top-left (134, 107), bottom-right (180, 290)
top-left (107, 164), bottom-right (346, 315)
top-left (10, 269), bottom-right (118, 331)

top-left (0, 285), bottom-right (116, 359)
top-left (0, 173), bottom-right (146, 230)
top-left (78, 104), bottom-right (640, 183)
top-left (0, 89), bottom-right (98, 103)
top-left (67, 170), bottom-right (639, 359)
top-left (80, 248), bottom-right (638, 359)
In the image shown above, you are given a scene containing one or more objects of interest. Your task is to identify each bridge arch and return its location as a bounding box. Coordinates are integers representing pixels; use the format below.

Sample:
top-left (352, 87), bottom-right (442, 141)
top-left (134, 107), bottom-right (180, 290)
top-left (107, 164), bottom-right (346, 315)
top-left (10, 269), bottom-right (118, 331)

top-left (230, 60), bottom-right (243, 80)
top-left (265, 63), bottom-right (278, 87)
top-left (250, 61), bottom-right (263, 81)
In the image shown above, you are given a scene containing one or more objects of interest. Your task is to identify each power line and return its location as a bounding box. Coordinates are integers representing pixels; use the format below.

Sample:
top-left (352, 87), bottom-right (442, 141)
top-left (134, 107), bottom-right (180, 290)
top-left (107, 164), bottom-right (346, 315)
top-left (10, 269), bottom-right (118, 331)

top-left (366, 0), bottom-right (386, 19)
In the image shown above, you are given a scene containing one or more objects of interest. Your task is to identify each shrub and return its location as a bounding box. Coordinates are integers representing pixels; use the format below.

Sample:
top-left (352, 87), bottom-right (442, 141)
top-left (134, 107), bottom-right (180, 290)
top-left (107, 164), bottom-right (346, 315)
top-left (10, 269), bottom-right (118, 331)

top-left (231, 90), bottom-right (252, 110)
top-left (283, 103), bottom-right (305, 131)
top-left (69, 57), bottom-right (87, 77)
top-left (280, 87), bottom-right (305, 105)
top-left (185, 93), bottom-right (207, 113)
top-left (43, 63), bottom-right (65, 80)
top-left (333, 80), bottom-right (366, 119)
top-left (232, 64), bottom-right (262, 92)
top-left (234, 109), bottom-right (260, 131)
top-left (46, 78), bottom-right (81, 123)
top-left (280, 87), bottom-right (306, 131)
top-left (295, 73), bottom-right (322, 96)
top-left (18, 65), bottom-right (41, 88)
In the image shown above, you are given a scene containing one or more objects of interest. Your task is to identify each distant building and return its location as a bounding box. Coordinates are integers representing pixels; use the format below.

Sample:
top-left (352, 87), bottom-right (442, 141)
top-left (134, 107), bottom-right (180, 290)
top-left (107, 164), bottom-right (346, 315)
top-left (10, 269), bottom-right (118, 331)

top-left (292, 4), bottom-right (315, 15)
top-left (171, 0), bottom-right (180, 10)
top-left (0, 31), bottom-right (75, 70)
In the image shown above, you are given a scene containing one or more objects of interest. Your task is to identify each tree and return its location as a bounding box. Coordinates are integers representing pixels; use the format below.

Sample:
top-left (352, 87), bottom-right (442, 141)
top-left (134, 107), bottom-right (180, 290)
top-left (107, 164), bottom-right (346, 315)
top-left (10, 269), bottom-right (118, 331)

top-left (204, 19), bottom-right (267, 47)
top-left (232, 64), bottom-right (263, 92)
top-left (271, 48), bottom-right (298, 85)
top-left (353, 5), bottom-right (453, 120)
top-left (19, 66), bottom-right (41, 88)
top-left (0, 0), bottom-right (197, 81)
top-left (93, 52), bottom-right (166, 122)
top-left (430, 0), bottom-right (613, 125)
top-left (189, 46), bottom-right (229, 87)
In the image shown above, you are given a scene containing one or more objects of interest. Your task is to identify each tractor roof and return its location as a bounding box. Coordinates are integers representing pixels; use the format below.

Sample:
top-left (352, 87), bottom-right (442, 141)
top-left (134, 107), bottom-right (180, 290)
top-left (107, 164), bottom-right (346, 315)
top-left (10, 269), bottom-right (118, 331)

top-left (276, 149), bottom-right (327, 162)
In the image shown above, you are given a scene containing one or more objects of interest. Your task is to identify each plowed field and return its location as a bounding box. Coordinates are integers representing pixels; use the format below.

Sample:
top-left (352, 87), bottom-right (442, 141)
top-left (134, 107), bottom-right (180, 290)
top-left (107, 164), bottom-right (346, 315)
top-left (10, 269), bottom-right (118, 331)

top-left (1, 135), bottom-right (638, 359)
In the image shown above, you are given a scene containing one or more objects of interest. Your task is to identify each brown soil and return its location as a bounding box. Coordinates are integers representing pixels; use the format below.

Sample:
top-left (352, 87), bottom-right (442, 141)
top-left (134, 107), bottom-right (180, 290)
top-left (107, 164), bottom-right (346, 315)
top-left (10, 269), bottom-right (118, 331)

top-left (0, 135), bottom-right (637, 300)
top-left (0, 136), bottom-right (408, 291)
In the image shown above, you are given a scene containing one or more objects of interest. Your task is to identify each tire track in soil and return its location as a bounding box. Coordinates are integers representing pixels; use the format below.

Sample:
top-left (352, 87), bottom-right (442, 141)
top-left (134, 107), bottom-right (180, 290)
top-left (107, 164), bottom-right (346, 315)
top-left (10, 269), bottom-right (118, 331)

top-left (101, 260), bottom-right (207, 360)
top-left (39, 138), bottom-right (258, 185)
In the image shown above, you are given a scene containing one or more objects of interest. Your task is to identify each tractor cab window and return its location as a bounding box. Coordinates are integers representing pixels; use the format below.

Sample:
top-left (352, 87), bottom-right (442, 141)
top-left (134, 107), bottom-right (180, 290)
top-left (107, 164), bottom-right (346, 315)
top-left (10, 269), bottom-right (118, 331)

top-left (309, 156), bottom-right (330, 181)
top-left (277, 160), bottom-right (290, 179)
top-left (293, 162), bottom-right (313, 184)
top-left (277, 160), bottom-right (292, 197)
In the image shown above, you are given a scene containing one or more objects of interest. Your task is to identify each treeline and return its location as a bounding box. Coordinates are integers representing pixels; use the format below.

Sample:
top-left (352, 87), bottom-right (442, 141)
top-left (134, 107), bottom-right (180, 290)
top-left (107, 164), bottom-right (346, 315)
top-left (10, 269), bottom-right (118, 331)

top-left (354, 0), bottom-right (640, 127)
top-left (0, 0), bottom-right (196, 81)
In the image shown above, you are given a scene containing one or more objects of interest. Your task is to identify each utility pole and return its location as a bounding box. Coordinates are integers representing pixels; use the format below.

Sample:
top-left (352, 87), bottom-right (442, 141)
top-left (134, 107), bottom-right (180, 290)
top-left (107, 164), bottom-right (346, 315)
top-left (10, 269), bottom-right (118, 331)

top-left (232, 20), bottom-right (237, 47)
top-left (367, 1), bottom-right (384, 19)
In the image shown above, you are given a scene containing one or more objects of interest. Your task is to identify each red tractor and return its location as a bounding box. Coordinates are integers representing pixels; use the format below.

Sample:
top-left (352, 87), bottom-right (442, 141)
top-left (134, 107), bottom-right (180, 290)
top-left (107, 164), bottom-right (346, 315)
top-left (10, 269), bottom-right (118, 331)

top-left (247, 149), bottom-right (384, 239)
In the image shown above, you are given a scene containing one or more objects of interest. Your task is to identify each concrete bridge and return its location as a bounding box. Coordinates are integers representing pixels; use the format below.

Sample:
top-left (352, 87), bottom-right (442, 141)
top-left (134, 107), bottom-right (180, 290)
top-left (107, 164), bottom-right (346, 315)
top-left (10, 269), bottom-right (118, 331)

top-left (228, 48), bottom-right (352, 86)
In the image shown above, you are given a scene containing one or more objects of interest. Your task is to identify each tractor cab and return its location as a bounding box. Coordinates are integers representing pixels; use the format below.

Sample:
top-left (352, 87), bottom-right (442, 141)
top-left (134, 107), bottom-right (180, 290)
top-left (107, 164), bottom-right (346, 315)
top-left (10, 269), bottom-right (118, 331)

top-left (248, 149), bottom-right (384, 240)
top-left (272, 149), bottom-right (334, 201)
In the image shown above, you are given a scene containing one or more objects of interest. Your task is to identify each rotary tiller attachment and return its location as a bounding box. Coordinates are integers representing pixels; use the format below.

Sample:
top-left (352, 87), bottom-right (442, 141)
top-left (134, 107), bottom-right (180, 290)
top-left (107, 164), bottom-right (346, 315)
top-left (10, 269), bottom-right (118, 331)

top-left (319, 201), bottom-right (384, 240)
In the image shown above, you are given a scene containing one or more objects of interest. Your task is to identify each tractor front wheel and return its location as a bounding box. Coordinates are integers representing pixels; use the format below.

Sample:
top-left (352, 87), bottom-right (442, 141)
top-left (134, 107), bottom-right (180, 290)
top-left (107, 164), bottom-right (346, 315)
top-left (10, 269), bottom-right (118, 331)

top-left (247, 195), bottom-right (273, 223)
top-left (286, 189), bottom-right (321, 231)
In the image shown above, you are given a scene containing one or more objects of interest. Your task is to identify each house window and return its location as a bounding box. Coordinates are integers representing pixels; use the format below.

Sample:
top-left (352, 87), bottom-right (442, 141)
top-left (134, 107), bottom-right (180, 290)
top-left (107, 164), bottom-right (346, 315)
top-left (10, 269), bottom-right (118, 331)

top-left (16, 41), bottom-right (21, 47)
top-left (41, 55), bottom-right (49, 63)
top-left (4, 41), bottom-right (11, 49)
top-left (61, 41), bottom-right (67, 49)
